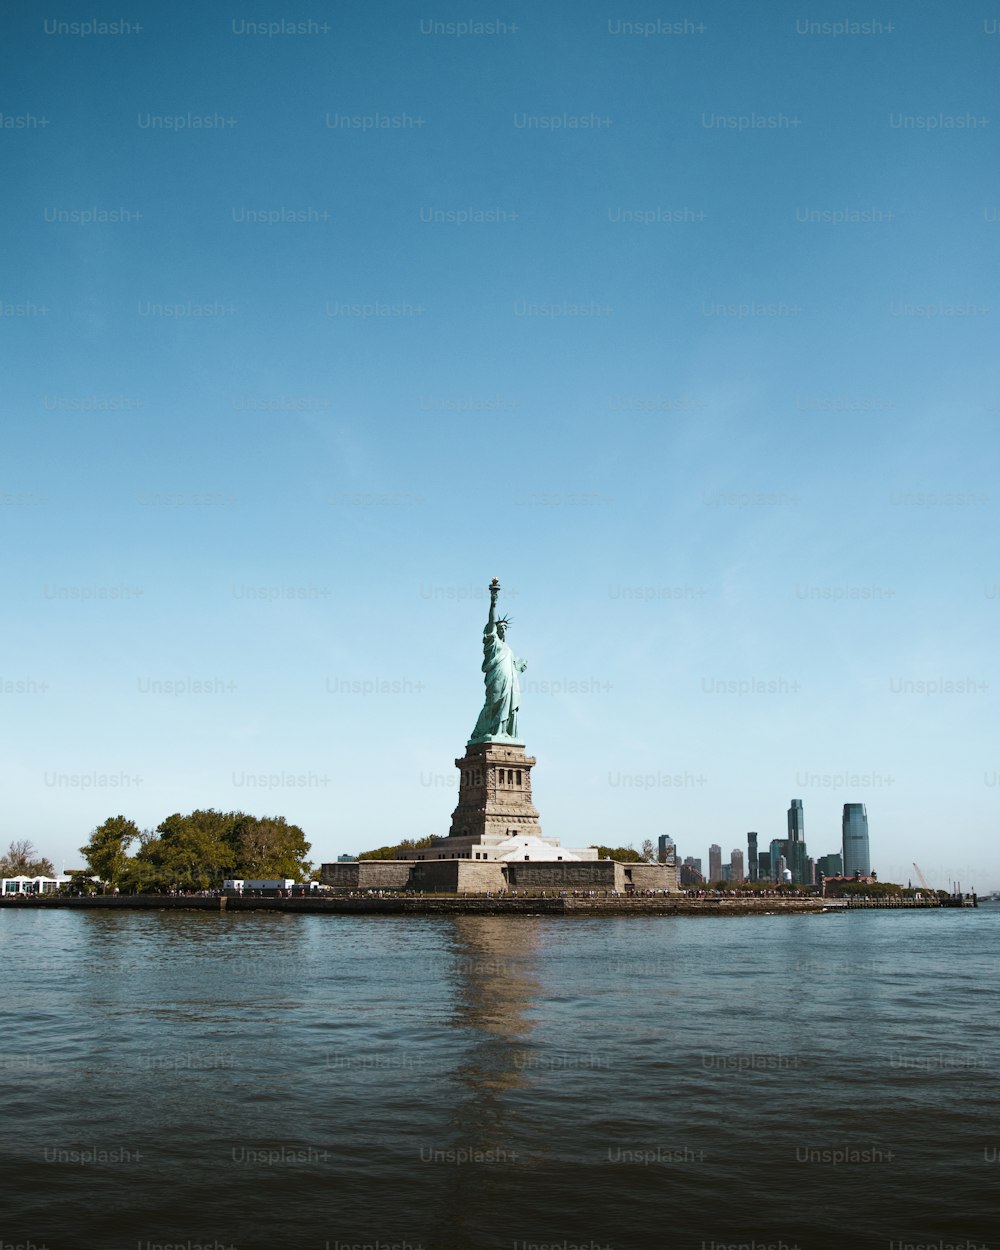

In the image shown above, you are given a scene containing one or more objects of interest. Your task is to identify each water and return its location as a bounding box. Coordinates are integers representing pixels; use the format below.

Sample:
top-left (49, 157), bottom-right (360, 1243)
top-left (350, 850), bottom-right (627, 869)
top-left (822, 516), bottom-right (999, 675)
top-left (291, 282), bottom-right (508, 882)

top-left (2, 905), bottom-right (998, 1250)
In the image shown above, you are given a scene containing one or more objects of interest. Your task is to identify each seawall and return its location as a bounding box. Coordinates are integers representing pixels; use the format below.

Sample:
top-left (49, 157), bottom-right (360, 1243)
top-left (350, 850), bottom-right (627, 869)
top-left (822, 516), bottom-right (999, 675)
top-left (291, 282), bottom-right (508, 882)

top-left (0, 893), bottom-right (918, 917)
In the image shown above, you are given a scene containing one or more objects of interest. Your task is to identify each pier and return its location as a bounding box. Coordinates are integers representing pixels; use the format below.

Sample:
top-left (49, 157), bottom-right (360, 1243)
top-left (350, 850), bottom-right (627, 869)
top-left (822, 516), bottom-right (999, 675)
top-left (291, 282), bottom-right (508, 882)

top-left (843, 893), bottom-right (976, 909)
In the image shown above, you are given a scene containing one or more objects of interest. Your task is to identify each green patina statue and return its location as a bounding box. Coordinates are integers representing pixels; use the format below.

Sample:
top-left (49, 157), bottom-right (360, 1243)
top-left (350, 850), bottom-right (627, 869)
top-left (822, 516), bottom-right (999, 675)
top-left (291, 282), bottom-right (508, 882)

top-left (469, 578), bottom-right (526, 744)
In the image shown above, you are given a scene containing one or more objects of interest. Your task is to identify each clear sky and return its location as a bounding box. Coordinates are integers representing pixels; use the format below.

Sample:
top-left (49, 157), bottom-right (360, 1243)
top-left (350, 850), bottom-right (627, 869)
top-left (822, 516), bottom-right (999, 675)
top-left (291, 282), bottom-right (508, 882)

top-left (3, 1), bottom-right (998, 890)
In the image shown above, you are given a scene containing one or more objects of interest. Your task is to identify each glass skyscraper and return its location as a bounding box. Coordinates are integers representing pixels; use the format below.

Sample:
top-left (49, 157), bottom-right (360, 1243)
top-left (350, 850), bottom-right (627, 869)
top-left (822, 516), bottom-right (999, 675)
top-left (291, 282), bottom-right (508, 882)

top-left (784, 799), bottom-right (809, 884)
top-left (842, 804), bottom-right (871, 876)
top-left (769, 838), bottom-right (786, 882)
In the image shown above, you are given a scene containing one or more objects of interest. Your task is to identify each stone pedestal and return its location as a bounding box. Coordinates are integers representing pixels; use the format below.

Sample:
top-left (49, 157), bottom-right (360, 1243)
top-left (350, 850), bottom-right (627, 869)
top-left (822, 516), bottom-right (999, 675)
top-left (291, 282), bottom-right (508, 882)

top-left (448, 740), bottom-right (542, 842)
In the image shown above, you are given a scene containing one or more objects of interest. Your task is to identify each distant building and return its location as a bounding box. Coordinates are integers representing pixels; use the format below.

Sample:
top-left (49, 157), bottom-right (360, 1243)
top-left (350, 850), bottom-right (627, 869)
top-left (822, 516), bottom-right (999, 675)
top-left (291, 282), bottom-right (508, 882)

top-left (729, 849), bottom-right (745, 882)
top-left (1, 875), bottom-right (65, 895)
top-left (842, 804), bottom-right (871, 876)
top-left (683, 856), bottom-right (703, 876)
top-left (657, 835), bottom-right (676, 865)
top-left (757, 851), bottom-right (771, 880)
top-left (785, 798), bottom-right (809, 884)
top-left (708, 844), bottom-right (722, 882)
top-left (680, 861), bottom-right (705, 886)
top-left (747, 832), bottom-right (758, 881)
top-left (817, 852), bottom-right (843, 879)
top-left (822, 871), bottom-right (879, 897)
top-left (336, 854), bottom-right (357, 862)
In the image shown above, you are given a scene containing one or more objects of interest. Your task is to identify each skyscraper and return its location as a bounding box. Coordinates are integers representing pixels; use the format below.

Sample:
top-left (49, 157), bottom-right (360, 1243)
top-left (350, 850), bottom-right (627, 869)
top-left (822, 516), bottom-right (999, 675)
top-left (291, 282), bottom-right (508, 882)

top-left (817, 852), bottom-right (843, 879)
top-left (769, 838), bottom-right (786, 882)
top-left (730, 849), bottom-right (745, 882)
top-left (785, 798), bottom-right (809, 884)
top-left (657, 835), bottom-right (675, 865)
top-left (708, 844), bottom-right (722, 882)
top-left (747, 832), bottom-right (758, 881)
top-left (842, 804), bottom-right (871, 876)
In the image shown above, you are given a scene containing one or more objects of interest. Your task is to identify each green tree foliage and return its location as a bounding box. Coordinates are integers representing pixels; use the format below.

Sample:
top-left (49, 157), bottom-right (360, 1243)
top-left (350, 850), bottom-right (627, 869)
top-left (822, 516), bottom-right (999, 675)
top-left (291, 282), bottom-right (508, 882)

top-left (0, 839), bottom-right (56, 877)
top-left (79, 817), bottom-right (141, 889)
top-left (832, 880), bottom-right (903, 897)
top-left (137, 810), bottom-right (232, 890)
top-left (132, 809), bottom-right (312, 890)
top-left (589, 844), bottom-right (643, 863)
top-left (64, 870), bottom-right (99, 895)
top-left (358, 836), bottom-right (434, 861)
top-left (228, 813), bottom-right (313, 879)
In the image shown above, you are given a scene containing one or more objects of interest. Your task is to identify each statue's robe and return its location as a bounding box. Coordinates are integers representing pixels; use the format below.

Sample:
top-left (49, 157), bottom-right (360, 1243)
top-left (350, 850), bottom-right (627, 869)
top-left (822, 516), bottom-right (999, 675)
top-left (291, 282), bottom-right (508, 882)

top-left (469, 626), bottom-right (521, 741)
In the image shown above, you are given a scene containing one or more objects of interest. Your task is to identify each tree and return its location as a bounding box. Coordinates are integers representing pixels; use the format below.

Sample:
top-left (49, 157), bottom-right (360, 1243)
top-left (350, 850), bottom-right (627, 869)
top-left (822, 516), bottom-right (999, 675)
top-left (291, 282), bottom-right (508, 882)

top-left (75, 809), bottom-right (314, 892)
top-left (359, 836), bottom-right (434, 861)
top-left (589, 844), bottom-right (643, 863)
top-left (833, 880), bottom-right (903, 898)
top-left (135, 809), bottom-right (313, 889)
top-left (0, 838), bottom-right (56, 877)
top-left (120, 853), bottom-right (160, 894)
top-left (136, 810), bottom-right (234, 891)
top-left (640, 839), bottom-right (656, 863)
top-left (227, 813), bottom-right (312, 880)
top-left (63, 870), bottom-right (99, 895)
top-left (79, 817), bottom-right (140, 890)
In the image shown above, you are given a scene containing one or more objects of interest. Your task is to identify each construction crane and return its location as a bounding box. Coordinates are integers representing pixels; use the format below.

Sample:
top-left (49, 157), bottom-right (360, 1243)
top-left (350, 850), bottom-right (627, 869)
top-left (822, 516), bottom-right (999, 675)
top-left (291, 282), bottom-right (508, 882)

top-left (912, 862), bottom-right (935, 893)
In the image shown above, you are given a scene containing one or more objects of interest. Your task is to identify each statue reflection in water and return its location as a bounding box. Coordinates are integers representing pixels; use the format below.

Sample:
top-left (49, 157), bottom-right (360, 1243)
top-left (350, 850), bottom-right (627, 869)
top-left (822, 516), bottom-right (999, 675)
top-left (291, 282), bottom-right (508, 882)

top-left (447, 914), bottom-right (544, 1091)
top-left (425, 915), bottom-right (549, 1242)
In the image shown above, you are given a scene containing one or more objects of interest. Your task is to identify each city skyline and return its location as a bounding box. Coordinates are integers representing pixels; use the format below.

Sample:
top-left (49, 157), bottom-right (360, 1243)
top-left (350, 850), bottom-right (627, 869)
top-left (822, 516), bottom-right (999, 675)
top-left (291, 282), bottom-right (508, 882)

top-left (676, 796), bottom-right (873, 887)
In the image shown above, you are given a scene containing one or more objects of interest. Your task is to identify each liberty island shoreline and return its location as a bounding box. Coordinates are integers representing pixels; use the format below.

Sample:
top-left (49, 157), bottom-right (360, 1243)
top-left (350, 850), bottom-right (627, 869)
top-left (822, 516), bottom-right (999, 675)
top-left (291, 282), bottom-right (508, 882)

top-left (0, 892), bottom-right (969, 916)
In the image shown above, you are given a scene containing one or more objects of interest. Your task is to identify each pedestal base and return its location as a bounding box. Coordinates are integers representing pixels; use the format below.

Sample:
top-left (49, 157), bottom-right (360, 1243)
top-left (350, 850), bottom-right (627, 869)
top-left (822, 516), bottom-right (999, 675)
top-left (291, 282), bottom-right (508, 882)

top-left (448, 740), bottom-right (542, 842)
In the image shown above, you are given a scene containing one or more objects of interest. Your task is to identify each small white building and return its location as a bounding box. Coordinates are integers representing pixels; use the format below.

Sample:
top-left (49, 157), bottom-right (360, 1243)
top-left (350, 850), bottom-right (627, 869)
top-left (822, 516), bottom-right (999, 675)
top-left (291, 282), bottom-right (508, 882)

top-left (2, 875), bottom-right (67, 895)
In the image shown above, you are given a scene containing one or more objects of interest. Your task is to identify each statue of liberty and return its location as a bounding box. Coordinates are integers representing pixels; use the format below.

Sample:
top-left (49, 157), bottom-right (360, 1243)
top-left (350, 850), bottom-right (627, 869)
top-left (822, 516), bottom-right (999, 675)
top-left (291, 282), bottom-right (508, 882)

top-left (469, 579), bottom-right (526, 744)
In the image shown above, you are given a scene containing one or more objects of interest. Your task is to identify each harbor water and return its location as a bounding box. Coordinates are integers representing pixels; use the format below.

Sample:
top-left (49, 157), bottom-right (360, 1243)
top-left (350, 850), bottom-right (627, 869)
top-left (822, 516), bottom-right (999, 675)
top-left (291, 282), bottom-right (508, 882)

top-left (1, 905), bottom-right (998, 1250)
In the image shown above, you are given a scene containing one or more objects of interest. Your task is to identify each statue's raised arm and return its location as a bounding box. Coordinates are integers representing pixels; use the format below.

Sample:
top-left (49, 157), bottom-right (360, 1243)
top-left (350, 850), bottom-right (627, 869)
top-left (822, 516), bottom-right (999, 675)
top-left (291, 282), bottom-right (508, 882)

top-left (469, 578), bottom-right (524, 744)
top-left (485, 579), bottom-right (499, 635)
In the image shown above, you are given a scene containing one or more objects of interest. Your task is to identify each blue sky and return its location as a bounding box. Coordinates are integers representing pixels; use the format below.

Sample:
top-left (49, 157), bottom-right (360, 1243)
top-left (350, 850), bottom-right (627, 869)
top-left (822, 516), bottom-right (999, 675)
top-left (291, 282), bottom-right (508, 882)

top-left (2, 1), bottom-right (998, 889)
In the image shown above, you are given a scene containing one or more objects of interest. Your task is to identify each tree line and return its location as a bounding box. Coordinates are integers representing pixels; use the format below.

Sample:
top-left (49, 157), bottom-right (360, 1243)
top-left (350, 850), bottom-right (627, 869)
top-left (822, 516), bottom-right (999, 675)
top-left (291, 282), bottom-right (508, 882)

top-left (76, 810), bottom-right (312, 892)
